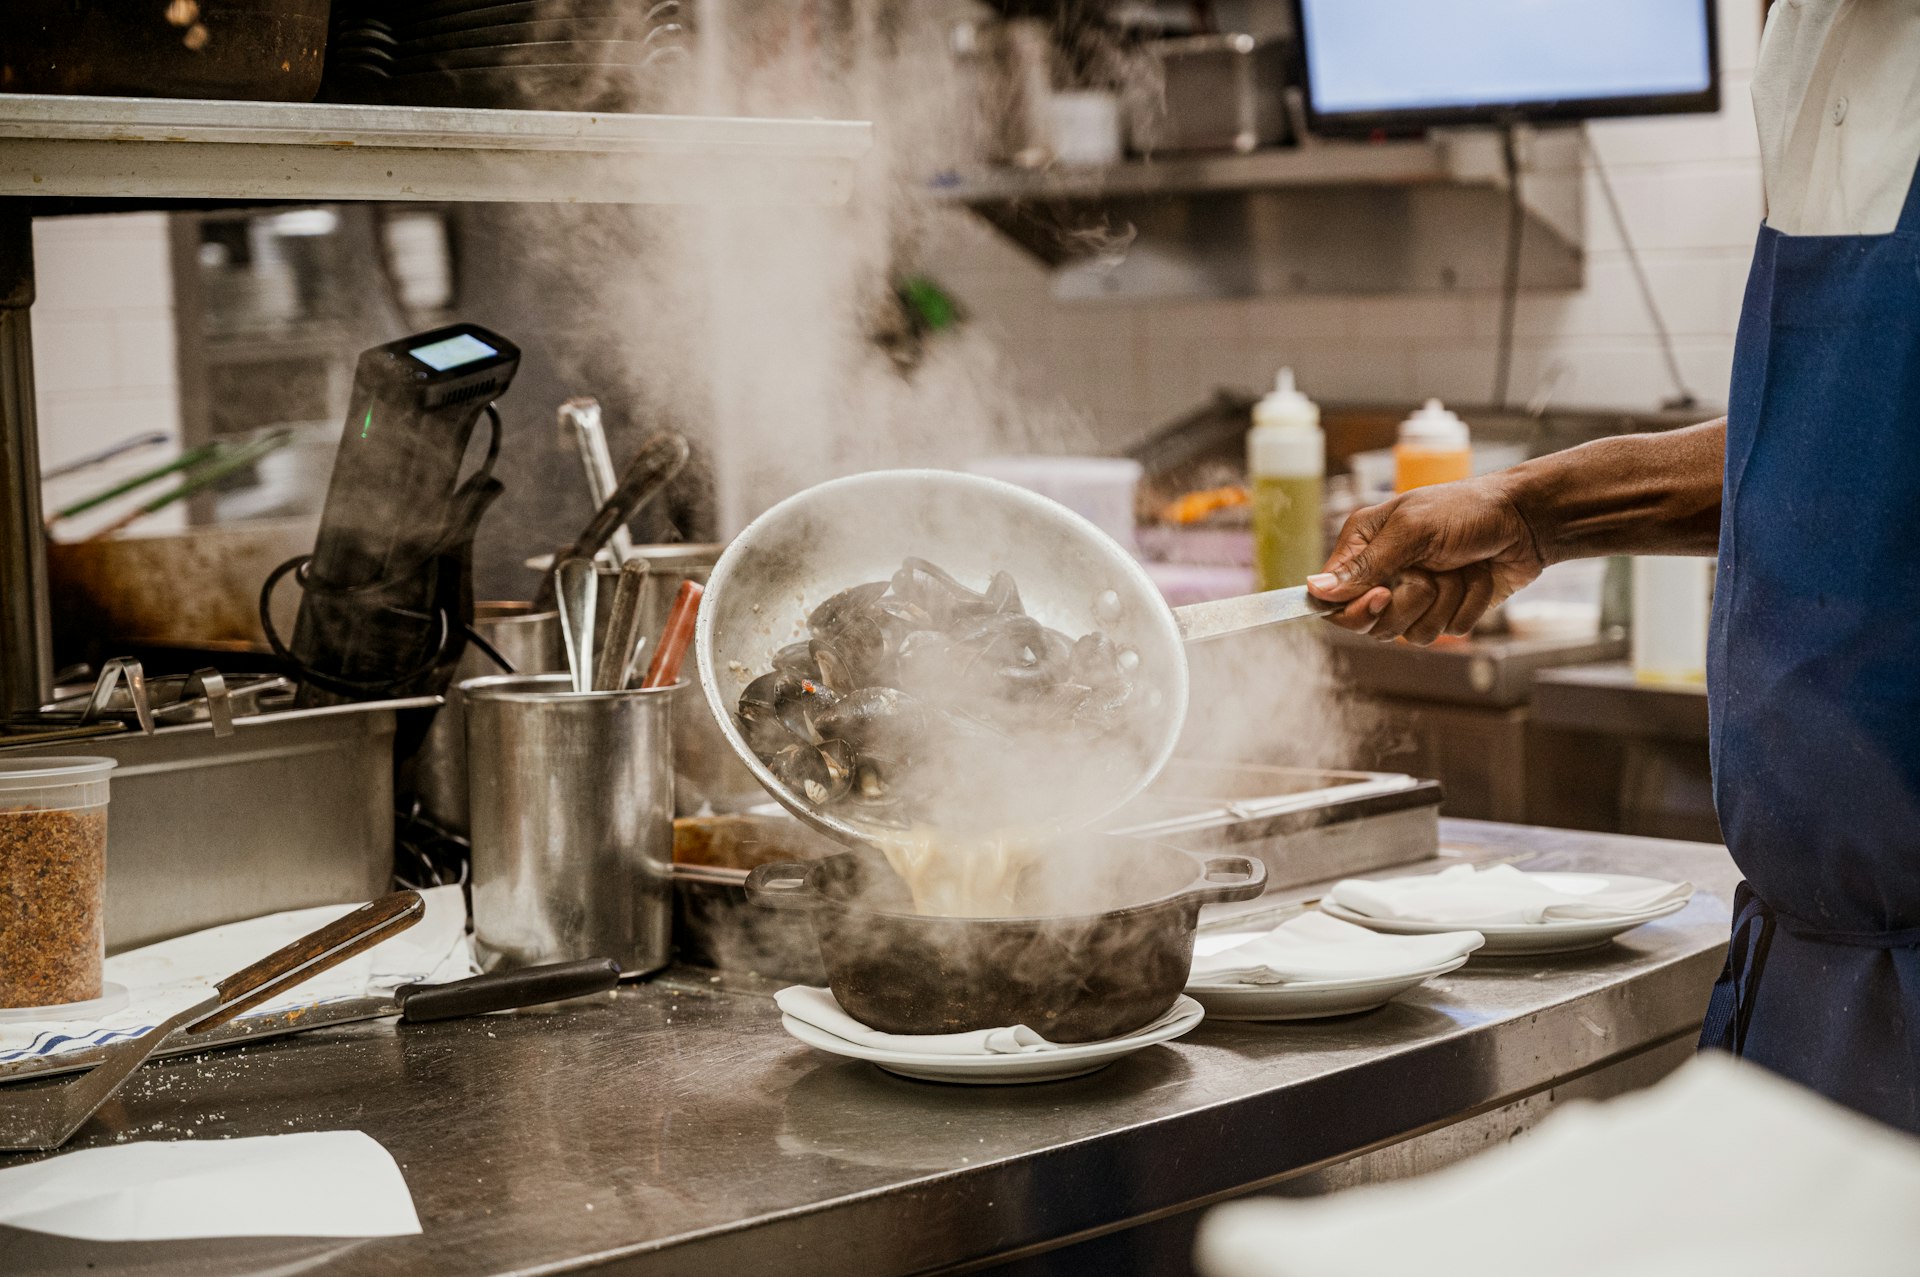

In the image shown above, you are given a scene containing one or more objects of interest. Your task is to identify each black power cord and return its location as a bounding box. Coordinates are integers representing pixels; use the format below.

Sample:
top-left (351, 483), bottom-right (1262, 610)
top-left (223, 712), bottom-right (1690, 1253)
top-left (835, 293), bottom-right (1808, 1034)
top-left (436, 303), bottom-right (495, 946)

top-left (1581, 130), bottom-right (1700, 411)
top-left (259, 403), bottom-right (506, 700)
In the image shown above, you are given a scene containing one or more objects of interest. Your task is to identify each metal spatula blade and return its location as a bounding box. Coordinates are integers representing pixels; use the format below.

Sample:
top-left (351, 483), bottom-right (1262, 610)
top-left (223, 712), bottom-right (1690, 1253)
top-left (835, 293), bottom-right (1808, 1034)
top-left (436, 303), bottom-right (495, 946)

top-left (1171, 585), bottom-right (1339, 643)
top-left (0, 891), bottom-right (424, 1153)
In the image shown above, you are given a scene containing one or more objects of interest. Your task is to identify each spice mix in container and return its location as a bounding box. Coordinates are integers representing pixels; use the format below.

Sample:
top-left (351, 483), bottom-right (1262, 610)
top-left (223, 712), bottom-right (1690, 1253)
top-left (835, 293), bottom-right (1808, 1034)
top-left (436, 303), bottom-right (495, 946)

top-left (0, 757), bottom-right (115, 1008)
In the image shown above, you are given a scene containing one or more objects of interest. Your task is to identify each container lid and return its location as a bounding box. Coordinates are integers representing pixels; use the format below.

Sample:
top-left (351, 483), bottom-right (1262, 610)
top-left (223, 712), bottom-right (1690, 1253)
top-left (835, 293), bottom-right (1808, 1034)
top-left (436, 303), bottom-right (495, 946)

top-left (1398, 399), bottom-right (1470, 448)
top-left (1253, 368), bottom-right (1320, 431)
top-left (0, 756), bottom-right (116, 791)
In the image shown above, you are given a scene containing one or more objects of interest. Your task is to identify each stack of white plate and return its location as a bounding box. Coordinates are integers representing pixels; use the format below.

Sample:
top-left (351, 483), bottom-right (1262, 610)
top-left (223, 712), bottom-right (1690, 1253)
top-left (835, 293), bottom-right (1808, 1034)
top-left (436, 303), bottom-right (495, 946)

top-left (1185, 910), bottom-right (1482, 1022)
top-left (1186, 954), bottom-right (1472, 1022)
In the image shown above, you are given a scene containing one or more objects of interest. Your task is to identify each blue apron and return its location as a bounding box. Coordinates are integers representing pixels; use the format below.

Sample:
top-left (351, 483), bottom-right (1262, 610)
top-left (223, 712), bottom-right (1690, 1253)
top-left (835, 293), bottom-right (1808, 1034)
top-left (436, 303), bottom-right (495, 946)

top-left (1701, 155), bottom-right (1920, 1133)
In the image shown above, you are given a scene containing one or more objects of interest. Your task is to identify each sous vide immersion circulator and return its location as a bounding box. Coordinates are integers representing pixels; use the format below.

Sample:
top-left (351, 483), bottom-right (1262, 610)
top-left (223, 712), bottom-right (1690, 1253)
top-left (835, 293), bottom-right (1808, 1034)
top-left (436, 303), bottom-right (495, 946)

top-left (266, 323), bottom-right (521, 706)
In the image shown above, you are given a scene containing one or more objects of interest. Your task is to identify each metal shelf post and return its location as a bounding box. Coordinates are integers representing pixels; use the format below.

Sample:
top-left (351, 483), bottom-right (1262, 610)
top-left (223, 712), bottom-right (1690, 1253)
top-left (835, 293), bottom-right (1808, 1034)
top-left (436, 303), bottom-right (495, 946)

top-left (0, 203), bottom-right (49, 715)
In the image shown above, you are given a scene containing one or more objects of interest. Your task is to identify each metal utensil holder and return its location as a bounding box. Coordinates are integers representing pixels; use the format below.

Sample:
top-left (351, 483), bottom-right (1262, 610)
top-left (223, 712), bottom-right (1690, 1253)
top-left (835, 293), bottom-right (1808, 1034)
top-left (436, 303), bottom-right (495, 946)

top-left (411, 603), bottom-right (564, 835)
top-left (462, 673), bottom-right (680, 977)
top-left (592, 545), bottom-right (763, 815)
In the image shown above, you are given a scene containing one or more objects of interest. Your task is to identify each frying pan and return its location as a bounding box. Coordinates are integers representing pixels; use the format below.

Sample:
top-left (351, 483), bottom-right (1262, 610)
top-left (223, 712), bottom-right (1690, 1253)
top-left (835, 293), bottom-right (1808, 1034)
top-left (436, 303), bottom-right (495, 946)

top-left (696, 469), bottom-right (1329, 849)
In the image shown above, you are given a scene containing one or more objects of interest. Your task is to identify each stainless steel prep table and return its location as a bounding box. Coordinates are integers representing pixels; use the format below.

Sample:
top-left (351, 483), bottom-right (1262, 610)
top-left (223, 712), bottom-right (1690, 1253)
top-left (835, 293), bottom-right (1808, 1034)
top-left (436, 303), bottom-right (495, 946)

top-left (0, 821), bottom-right (1736, 1276)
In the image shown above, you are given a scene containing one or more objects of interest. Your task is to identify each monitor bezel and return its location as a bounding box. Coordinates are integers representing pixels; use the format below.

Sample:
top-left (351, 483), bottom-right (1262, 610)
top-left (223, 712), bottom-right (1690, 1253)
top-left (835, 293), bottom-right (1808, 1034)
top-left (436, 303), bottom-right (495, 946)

top-left (1288, 0), bottom-right (1722, 134)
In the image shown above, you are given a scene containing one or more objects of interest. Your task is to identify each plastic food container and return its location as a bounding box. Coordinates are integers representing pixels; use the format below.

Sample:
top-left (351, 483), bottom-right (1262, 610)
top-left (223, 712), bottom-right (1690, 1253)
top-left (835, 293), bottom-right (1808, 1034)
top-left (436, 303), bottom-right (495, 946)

top-left (0, 757), bottom-right (115, 1009)
top-left (966, 456), bottom-right (1144, 550)
top-left (1503, 560), bottom-right (1606, 642)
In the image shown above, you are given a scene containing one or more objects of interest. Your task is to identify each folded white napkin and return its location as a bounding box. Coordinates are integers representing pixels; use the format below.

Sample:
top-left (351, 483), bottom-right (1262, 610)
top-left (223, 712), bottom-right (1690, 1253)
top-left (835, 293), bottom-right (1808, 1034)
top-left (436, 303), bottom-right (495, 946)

top-left (1329, 864), bottom-right (1693, 927)
top-left (774, 986), bottom-right (1188, 1056)
top-left (1188, 911), bottom-right (1483, 986)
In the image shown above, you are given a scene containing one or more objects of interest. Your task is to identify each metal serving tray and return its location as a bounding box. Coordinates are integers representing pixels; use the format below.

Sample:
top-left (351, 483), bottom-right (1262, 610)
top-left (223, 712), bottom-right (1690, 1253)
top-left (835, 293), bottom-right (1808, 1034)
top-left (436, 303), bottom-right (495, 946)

top-left (1112, 760), bottom-right (1442, 894)
top-left (19, 698), bottom-right (436, 950)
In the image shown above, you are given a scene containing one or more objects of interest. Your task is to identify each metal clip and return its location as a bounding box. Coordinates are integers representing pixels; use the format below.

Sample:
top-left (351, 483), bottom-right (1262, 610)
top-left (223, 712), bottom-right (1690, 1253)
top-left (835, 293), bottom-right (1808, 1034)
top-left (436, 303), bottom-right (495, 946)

top-left (80, 657), bottom-right (154, 735)
top-left (182, 668), bottom-right (233, 737)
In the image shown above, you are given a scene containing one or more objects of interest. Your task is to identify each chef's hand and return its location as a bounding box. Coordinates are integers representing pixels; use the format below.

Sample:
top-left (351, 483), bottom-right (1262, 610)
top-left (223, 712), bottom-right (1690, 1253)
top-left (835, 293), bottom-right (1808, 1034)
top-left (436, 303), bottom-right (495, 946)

top-left (1306, 477), bottom-right (1545, 644)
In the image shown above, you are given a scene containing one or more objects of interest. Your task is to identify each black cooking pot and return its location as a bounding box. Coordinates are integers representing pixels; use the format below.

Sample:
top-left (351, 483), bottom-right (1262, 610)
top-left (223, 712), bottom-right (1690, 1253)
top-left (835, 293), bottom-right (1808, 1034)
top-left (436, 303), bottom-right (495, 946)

top-left (746, 840), bottom-right (1265, 1043)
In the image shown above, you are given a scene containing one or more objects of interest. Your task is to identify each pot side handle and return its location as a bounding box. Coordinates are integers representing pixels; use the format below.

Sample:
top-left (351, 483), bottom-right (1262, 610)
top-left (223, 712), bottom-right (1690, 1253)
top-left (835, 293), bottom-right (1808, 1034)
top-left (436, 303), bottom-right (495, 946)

top-left (745, 861), bottom-right (818, 910)
top-left (1188, 854), bottom-right (1267, 905)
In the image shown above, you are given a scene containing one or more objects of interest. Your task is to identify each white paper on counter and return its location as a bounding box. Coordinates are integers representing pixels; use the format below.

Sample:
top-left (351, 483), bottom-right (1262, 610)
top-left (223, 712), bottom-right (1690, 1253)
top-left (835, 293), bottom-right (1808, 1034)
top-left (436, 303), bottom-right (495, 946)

top-left (0, 1130), bottom-right (422, 1242)
top-left (0, 885), bottom-right (476, 1065)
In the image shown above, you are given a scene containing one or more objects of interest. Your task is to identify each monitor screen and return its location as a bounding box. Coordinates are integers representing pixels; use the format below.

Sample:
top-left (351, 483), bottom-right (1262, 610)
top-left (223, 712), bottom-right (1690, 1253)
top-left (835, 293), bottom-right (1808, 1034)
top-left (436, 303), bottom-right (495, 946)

top-left (1295, 0), bottom-right (1717, 129)
top-left (409, 331), bottom-right (498, 372)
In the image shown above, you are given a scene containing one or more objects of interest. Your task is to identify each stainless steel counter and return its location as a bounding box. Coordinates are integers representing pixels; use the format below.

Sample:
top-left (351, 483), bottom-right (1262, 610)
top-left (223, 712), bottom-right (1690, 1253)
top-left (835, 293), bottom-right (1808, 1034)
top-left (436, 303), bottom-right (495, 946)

top-left (1533, 662), bottom-right (1711, 741)
top-left (1, 821), bottom-right (1737, 1277)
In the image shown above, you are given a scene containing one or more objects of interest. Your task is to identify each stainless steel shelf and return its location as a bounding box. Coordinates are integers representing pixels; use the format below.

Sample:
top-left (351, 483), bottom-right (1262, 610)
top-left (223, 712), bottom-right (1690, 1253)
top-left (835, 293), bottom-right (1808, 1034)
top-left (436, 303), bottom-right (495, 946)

top-left (929, 138), bottom-right (1458, 204)
top-left (930, 128), bottom-right (1586, 303)
top-left (0, 93), bottom-right (872, 713)
top-left (0, 94), bottom-right (871, 206)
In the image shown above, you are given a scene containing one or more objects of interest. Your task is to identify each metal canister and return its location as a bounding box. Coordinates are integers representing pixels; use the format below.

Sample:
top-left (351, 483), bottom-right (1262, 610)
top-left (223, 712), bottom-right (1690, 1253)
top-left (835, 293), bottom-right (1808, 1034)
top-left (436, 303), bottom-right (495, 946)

top-left (595, 544), bottom-right (762, 815)
top-left (411, 603), bottom-right (562, 834)
top-left (463, 673), bottom-right (678, 976)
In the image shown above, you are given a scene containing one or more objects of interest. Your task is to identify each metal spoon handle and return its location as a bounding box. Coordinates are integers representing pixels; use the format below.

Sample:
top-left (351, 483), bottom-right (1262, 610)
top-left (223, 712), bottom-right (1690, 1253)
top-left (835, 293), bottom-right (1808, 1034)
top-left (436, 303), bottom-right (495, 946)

top-left (560, 430), bottom-right (690, 566)
top-left (558, 397), bottom-right (634, 566)
top-left (556, 556), bottom-right (598, 694)
top-left (595, 558), bottom-right (652, 691)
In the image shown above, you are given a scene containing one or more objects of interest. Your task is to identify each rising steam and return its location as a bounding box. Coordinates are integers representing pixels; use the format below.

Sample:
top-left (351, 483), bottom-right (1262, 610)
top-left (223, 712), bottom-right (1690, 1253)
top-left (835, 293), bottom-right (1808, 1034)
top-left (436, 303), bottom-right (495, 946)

top-left (548, 1), bottom-right (1374, 917)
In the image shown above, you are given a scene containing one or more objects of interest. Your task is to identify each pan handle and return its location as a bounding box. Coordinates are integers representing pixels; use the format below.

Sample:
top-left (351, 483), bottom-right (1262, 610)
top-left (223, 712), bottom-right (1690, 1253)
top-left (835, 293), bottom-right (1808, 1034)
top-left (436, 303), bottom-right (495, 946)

top-left (1184, 853), bottom-right (1268, 906)
top-left (745, 861), bottom-right (818, 910)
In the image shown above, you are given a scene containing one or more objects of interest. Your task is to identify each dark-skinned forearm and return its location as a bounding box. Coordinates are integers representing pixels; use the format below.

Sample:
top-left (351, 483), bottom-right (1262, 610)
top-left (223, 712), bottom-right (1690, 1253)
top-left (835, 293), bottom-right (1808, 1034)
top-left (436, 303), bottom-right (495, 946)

top-left (1491, 420), bottom-right (1724, 563)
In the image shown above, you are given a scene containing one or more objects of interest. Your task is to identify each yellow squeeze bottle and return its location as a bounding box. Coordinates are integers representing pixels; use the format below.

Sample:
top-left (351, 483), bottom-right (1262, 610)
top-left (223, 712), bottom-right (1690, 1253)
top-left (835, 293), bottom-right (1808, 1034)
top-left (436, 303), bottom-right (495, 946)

top-left (1394, 398), bottom-right (1472, 492)
top-left (1248, 368), bottom-right (1325, 591)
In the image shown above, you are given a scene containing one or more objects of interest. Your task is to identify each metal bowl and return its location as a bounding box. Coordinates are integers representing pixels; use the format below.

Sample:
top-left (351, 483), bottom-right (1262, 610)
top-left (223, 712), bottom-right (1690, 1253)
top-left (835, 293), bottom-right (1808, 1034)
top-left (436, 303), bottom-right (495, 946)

top-left (695, 470), bottom-right (1190, 849)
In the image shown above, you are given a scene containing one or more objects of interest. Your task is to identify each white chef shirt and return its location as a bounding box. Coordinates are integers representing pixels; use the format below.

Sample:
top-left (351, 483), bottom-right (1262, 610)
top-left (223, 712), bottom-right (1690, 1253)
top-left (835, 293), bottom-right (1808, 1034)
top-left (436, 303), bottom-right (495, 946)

top-left (1753, 0), bottom-right (1920, 236)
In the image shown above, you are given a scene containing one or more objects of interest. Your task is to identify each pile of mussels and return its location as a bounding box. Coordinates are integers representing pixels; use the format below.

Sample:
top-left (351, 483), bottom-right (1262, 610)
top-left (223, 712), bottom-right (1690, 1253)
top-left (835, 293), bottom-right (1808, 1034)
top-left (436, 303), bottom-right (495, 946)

top-left (736, 558), bottom-right (1137, 827)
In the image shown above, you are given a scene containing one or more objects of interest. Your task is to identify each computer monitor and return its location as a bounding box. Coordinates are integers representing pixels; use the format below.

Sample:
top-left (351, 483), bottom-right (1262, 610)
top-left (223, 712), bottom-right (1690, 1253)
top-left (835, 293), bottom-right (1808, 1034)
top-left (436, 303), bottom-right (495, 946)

top-left (1291, 0), bottom-right (1719, 133)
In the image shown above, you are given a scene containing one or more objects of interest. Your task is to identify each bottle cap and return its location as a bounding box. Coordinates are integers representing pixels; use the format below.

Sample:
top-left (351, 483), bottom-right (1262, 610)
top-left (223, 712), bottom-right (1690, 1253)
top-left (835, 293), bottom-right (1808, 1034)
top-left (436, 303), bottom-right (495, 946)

top-left (1399, 398), bottom-right (1470, 449)
top-left (1253, 367), bottom-right (1320, 430)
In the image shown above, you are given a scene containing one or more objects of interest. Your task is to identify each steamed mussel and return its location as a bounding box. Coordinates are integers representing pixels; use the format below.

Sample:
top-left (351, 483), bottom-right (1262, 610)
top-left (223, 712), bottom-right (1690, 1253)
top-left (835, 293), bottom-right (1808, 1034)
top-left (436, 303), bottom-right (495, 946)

top-left (736, 558), bottom-right (1137, 827)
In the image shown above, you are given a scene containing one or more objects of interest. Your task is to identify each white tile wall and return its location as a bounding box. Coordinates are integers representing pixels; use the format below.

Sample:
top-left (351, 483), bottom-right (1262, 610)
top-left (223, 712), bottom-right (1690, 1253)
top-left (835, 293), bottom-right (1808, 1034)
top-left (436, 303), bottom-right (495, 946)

top-left (924, 0), bottom-right (1769, 450)
top-left (29, 213), bottom-right (185, 537)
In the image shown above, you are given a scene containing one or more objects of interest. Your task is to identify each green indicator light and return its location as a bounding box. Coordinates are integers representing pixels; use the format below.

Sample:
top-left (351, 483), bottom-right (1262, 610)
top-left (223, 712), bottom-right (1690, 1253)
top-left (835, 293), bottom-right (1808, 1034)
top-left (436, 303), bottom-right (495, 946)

top-left (360, 406), bottom-right (373, 440)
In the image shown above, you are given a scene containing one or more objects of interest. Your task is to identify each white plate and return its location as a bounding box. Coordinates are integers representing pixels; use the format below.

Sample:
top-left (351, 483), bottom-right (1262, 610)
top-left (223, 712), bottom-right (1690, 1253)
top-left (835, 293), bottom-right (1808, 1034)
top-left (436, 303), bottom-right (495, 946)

top-left (0, 982), bottom-right (130, 1023)
top-left (1321, 873), bottom-right (1692, 955)
top-left (1186, 956), bottom-right (1469, 1021)
top-left (778, 995), bottom-right (1206, 1085)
